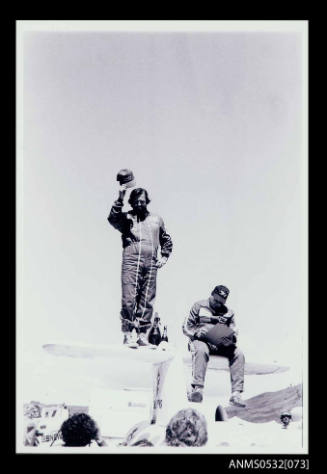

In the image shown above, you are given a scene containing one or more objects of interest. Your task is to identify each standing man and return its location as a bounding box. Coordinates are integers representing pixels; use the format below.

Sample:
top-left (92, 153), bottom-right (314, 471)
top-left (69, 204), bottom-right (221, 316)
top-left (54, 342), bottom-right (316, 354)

top-left (108, 184), bottom-right (173, 347)
top-left (182, 285), bottom-right (246, 407)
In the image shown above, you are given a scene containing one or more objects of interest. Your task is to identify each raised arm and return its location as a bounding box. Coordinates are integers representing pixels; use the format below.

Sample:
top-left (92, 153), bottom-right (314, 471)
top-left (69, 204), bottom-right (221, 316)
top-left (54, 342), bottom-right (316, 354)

top-left (107, 186), bottom-right (128, 232)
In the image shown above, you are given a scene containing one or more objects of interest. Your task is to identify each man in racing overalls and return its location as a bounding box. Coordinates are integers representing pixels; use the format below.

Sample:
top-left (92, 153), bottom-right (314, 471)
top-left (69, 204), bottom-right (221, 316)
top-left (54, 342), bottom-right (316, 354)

top-left (108, 186), bottom-right (173, 347)
top-left (182, 285), bottom-right (246, 407)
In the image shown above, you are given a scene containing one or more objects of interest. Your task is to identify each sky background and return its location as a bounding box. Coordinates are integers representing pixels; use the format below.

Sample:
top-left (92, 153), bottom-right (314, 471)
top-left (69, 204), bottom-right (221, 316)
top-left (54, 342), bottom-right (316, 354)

top-left (17, 23), bottom-right (307, 381)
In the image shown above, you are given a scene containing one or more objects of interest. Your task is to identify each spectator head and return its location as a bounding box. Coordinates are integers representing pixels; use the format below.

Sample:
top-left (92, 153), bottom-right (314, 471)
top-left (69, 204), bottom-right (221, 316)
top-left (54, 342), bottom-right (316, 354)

top-left (25, 402), bottom-right (41, 418)
top-left (122, 420), bottom-right (164, 447)
top-left (280, 411), bottom-right (292, 427)
top-left (165, 408), bottom-right (208, 447)
top-left (60, 413), bottom-right (99, 447)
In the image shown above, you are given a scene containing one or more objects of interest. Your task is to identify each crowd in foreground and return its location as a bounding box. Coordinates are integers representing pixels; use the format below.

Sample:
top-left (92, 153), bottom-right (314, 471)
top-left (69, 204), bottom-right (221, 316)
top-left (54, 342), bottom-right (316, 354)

top-left (24, 402), bottom-right (298, 449)
top-left (24, 407), bottom-right (208, 448)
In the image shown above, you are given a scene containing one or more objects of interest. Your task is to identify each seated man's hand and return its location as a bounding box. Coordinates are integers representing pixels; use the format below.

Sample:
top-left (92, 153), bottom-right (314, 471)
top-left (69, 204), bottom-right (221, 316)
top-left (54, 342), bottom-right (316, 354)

top-left (155, 256), bottom-right (168, 268)
top-left (194, 328), bottom-right (208, 340)
top-left (230, 326), bottom-right (238, 344)
top-left (231, 326), bottom-right (239, 337)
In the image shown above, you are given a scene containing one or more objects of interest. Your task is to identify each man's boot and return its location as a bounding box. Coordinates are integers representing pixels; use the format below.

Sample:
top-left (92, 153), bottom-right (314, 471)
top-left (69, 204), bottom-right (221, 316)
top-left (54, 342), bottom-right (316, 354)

top-left (229, 391), bottom-right (246, 407)
top-left (137, 332), bottom-right (152, 347)
top-left (123, 332), bottom-right (138, 349)
top-left (188, 386), bottom-right (203, 403)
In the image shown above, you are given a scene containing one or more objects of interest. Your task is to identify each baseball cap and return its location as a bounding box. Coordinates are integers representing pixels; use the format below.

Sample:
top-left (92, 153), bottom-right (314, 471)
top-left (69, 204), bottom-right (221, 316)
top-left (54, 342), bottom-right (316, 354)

top-left (212, 285), bottom-right (230, 300)
top-left (280, 411), bottom-right (292, 419)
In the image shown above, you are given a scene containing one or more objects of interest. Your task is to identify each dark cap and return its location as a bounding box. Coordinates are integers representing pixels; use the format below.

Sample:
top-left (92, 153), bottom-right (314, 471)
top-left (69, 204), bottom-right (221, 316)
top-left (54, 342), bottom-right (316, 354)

top-left (116, 169), bottom-right (136, 187)
top-left (280, 411), bottom-right (292, 419)
top-left (212, 285), bottom-right (230, 300)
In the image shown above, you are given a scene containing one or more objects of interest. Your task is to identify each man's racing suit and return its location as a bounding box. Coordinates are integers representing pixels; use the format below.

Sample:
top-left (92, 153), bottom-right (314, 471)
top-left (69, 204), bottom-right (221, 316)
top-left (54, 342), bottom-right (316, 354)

top-left (108, 199), bottom-right (173, 332)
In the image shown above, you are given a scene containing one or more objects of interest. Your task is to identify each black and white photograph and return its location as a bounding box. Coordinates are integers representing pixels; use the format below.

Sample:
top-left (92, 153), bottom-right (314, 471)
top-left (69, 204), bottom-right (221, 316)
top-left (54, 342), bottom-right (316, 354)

top-left (16, 20), bottom-right (308, 454)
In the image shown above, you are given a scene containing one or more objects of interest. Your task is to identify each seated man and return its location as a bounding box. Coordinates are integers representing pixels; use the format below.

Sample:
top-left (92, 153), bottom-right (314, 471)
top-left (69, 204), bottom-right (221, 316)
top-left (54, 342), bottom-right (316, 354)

top-left (182, 285), bottom-right (246, 407)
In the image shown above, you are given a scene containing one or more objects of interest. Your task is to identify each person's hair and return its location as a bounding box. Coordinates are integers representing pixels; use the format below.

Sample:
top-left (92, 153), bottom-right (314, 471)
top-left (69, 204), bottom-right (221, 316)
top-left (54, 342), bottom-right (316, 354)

top-left (128, 188), bottom-right (150, 206)
top-left (165, 408), bottom-right (208, 447)
top-left (60, 413), bottom-right (99, 447)
top-left (131, 439), bottom-right (154, 447)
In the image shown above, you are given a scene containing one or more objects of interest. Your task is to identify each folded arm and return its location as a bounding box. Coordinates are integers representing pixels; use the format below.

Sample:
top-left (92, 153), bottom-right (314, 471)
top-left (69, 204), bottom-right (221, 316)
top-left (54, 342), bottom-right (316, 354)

top-left (156, 218), bottom-right (173, 268)
top-left (159, 218), bottom-right (173, 258)
top-left (182, 303), bottom-right (200, 340)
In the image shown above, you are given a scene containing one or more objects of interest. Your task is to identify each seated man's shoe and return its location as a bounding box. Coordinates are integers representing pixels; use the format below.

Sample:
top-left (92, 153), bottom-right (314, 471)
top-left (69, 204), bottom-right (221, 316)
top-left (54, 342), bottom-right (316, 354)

top-left (123, 332), bottom-right (138, 349)
top-left (229, 392), bottom-right (246, 408)
top-left (188, 386), bottom-right (203, 403)
top-left (137, 332), bottom-right (152, 347)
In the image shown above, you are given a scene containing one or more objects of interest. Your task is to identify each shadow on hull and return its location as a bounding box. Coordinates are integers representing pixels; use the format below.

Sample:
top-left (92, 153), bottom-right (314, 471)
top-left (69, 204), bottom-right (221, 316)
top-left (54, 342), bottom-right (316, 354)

top-left (225, 384), bottom-right (302, 423)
